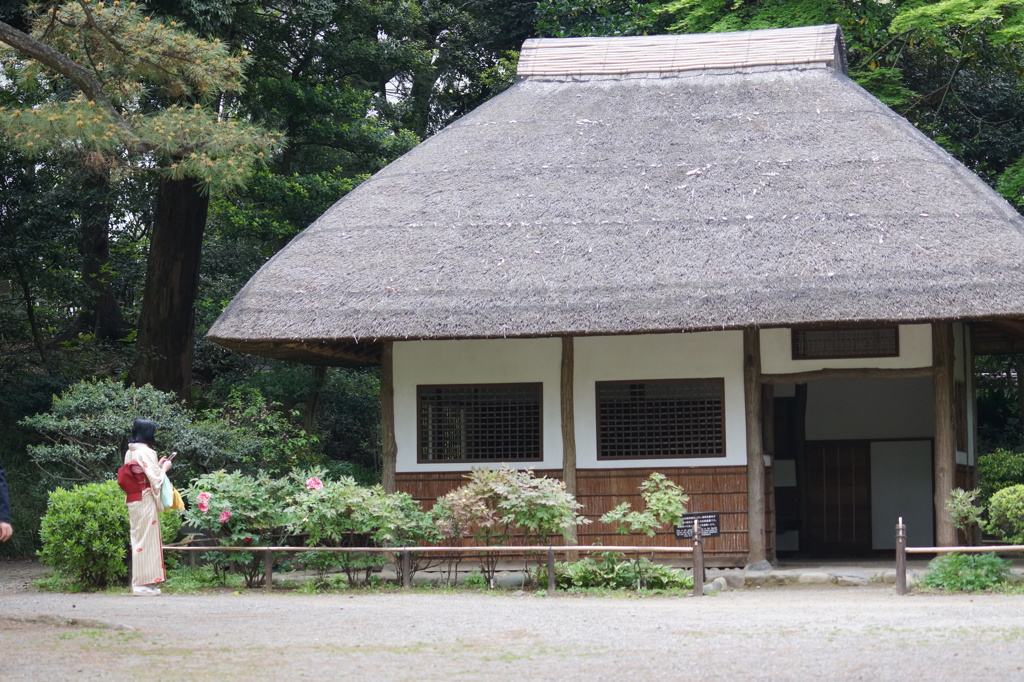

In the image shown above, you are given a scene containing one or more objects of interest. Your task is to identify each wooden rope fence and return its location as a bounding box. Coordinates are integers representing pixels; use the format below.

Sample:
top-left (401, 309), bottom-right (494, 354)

top-left (894, 516), bottom-right (1024, 595)
top-left (164, 521), bottom-right (708, 596)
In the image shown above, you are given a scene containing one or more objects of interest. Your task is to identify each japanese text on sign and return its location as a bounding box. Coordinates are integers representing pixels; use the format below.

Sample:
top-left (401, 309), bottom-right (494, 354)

top-left (675, 512), bottom-right (721, 539)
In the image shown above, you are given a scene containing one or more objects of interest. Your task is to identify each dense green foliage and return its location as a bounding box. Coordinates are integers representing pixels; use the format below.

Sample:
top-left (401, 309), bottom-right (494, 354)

top-left (945, 488), bottom-right (984, 533)
top-left (434, 467), bottom-right (588, 583)
top-left (541, 551), bottom-right (695, 591)
top-left (18, 378), bottom-right (327, 485)
top-left (180, 469), bottom-right (439, 587)
top-left (986, 484), bottom-right (1024, 544)
top-left (977, 448), bottom-right (1024, 505)
top-left (37, 480), bottom-right (181, 589)
top-left (290, 474), bottom-right (438, 585)
top-left (921, 552), bottom-right (1011, 592)
top-left (181, 469), bottom-right (298, 586)
top-left (600, 473), bottom-right (689, 537)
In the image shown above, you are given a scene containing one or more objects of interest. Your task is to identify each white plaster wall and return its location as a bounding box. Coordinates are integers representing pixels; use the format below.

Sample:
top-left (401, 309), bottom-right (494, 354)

top-left (574, 331), bottom-right (747, 468)
top-left (760, 324), bottom-right (932, 374)
top-left (393, 338), bottom-right (564, 473)
top-left (871, 440), bottom-right (934, 549)
top-left (805, 377), bottom-right (934, 441)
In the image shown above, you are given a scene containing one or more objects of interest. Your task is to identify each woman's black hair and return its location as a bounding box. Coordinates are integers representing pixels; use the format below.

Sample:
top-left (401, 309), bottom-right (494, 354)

top-left (129, 418), bottom-right (157, 446)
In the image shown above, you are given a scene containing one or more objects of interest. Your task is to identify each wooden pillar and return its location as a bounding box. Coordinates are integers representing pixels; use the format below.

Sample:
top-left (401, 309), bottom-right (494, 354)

top-left (761, 383), bottom-right (775, 561)
top-left (381, 341), bottom-right (397, 494)
top-left (967, 322), bottom-right (981, 545)
top-left (744, 328), bottom-right (766, 563)
top-left (933, 322), bottom-right (957, 547)
top-left (561, 336), bottom-right (578, 545)
top-left (794, 383), bottom-right (808, 552)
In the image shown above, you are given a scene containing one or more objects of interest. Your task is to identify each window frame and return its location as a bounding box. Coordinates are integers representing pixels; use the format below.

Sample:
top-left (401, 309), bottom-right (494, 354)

top-left (595, 377), bottom-right (726, 461)
top-left (416, 382), bottom-right (544, 464)
top-left (790, 325), bottom-right (900, 360)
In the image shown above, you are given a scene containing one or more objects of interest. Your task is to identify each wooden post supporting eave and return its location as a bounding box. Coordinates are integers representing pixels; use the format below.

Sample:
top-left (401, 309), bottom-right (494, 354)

top-left (933, 322), bottom-right (957, 547)
top-left (744, 328), bottom-right (767, 564)
top-left (761, 382), bottom-right (775, 562)
top-left (561, 336), bottom-right (578, 546)
top-left (381, 341), bottom-right (397, 494)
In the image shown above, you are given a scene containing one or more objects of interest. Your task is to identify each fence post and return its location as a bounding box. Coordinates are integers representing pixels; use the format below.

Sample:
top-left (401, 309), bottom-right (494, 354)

top-left (402, 550), bottom-right (412, 589)
top-left (896, 517), bottom-right (907, 596)
top-left (264, 549), bottom-right (273, 592)
top-left (693, 519), bottom-right (704, 597)
top-left (547, 547), bottom-right (556, 595)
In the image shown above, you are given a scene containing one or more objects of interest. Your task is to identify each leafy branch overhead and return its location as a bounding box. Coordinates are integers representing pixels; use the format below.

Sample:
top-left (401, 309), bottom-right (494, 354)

top-left (0, 0), bottom-right (281, 188)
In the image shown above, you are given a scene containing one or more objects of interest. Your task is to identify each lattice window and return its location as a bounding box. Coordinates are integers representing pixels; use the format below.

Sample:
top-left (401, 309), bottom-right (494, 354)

top-left (791, 326), bottom-right (899, 360)
top-left (418, 384), bottom-right (542, 463)
top-left (597, 379), bottom-right (725, 459)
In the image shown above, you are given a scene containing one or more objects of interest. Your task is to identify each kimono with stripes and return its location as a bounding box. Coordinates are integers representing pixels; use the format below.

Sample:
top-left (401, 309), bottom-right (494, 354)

top-left (124, 442), bottom-right (166, 587)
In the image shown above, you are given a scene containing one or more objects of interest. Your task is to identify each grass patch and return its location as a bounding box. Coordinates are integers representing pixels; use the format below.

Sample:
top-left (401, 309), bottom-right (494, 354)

top-left (161, 565), bottom-right (245, 593)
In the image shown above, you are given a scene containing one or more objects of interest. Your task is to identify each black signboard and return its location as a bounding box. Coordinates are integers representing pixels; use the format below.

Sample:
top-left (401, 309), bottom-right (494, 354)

top-left (675, 512), bottom-right (721, 540)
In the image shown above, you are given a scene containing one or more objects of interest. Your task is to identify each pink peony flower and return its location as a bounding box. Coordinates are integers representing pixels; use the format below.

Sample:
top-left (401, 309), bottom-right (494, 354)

top-left (305, 477), bottom-right (324, 490)
top-left (218, 509), bottom-right (232, 524)
top-left (198, 501), bottom-right (210, 513)
top-left (197, 492), bottom-right (211, 503)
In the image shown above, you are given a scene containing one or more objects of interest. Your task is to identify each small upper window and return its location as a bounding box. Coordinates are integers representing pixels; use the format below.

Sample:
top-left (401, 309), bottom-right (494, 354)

top-left (791, 326), bottom-right (898, 360)
top-left (418, 384), bottom-right (542, 463)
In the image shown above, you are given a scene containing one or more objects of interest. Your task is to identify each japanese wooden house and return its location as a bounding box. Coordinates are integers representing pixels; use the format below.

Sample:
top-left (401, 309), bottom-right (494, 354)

top-left (209, 25), bottom-right (1024, 565)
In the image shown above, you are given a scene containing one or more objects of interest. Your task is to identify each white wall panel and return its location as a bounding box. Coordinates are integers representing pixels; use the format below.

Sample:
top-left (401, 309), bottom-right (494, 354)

top-left (393, 338), bottom-right (563, 473)
top-left (574, 331), bottom-right (747, 468)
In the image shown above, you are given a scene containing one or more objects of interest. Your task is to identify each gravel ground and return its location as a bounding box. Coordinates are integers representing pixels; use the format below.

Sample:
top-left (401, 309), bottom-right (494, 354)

top-left (2, 561), bottom-right (1024, 681)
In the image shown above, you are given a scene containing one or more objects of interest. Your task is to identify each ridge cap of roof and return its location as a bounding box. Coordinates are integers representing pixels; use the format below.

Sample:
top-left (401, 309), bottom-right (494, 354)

top-left (518, 24), bottom-right (847, 78)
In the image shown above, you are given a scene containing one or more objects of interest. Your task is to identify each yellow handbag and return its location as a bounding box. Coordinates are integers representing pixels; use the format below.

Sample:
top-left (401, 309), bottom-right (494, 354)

top-left (161, 474), bottom-right (186, 511)
top-left (170, 486), bottom-right (186, 511)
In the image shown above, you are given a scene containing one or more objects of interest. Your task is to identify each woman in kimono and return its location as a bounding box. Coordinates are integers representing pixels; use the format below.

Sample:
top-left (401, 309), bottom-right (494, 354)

top-left (123, 418), bottom-right (172, 596)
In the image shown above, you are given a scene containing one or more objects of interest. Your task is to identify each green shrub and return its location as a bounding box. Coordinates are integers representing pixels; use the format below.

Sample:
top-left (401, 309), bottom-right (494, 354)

top-left (922, 552), bottom-right (1010, 592)
top-left (946, 488), bottom-right (983, 533)
top-left (182, 469), bottom-right (299, 588)
top-left (433, 466), bottom-right (588, 584)
top-left (38, 480), bottom-right (181, 589)
top-left (288, 472), bottom-right (438, 586)
top-left (200, 387), bottom-right (323, 476)
top-left (20, 380), bottom-right (196, 485)
top-left (38, 481), bottom-right (129, 589)
top-left (978, 448), bottom-right (1024, 505)
top-left (463, 572), bottom-right (488, 589)
top-left (539, 552), bottom-right (694, 591)
top-left (600, 473), bottom-right (689, 537)
top-left (20, 379), bottom-right (323, 487)
top-left (987, 484), bottom-right (1024, 544)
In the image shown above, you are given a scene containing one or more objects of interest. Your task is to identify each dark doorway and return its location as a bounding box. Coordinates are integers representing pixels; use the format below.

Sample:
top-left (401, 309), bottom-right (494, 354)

top-left (803, 441), bottom-right (872, 555)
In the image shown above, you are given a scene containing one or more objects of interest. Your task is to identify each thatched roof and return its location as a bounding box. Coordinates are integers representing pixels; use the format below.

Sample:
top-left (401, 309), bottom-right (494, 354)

top-left (209, 24), bottom-right (1024, 365)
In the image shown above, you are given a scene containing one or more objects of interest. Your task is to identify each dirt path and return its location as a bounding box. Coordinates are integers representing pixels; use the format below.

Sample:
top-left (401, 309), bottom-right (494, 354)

top-left (2, 563), bottom-right (1024, 680)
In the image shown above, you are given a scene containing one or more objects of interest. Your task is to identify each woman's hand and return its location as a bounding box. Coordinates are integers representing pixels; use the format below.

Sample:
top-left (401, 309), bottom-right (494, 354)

top-left (160, 453), bottom-right (175, 472)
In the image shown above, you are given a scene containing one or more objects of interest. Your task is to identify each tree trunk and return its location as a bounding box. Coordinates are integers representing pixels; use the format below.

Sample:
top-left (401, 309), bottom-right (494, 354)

top-left (13, 258), bottom-right (47, 364)
top-left (129, 176), bottom-right (208, 400)
top-left (78, 167), bottom-right (127, 341)
top-left (304, 365), bottom-right (327, 433)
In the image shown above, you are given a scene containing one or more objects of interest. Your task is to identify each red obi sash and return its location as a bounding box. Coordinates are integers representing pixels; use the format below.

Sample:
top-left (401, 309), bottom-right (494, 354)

top-left (117, 462), bottom-right (150, 502)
